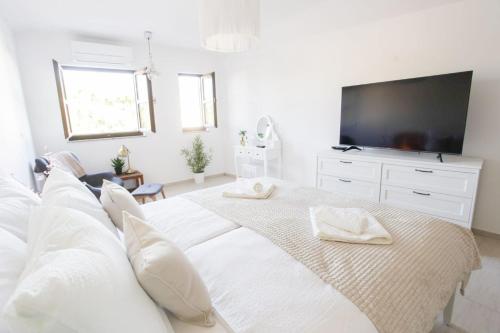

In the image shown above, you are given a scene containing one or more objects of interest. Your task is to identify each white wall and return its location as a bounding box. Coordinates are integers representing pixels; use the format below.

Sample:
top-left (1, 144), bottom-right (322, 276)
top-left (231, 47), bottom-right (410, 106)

top-left (222, 0), bottom-right (500, 234)
top-left (0, 18), bottom-right (36, 186)
top-left (14, 30), bottom-right (228, 185)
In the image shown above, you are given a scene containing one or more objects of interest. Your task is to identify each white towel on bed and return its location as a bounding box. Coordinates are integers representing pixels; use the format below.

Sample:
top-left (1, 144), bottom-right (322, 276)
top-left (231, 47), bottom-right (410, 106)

top-left (310, 206), bottom-right (393, 245)
top-left (314, 206), bottom-right (368, 234)
top-left (223, 181), bottom-right (275, 200)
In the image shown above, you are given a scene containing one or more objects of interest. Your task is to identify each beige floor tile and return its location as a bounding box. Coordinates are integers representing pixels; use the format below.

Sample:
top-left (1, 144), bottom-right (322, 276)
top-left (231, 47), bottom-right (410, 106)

top-left (428, 234), bottom-right (500, 333)
top-left (452, 296), bottom-right (500, 333)
top-left (138, 174), bottom-right (236, 203)
top-left (163, 174), bottom-right (235, 197)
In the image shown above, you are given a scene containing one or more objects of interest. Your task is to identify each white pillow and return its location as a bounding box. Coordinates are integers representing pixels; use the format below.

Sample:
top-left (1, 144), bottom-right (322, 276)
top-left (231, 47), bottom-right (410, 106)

top-left (0, 228), bottom-right (28, 332)
top-left (3, 206), bottom-right (174, 333)
top-left (41, 168), bottom-right (117, 236)
top-left (100, 179), bottom-right (145, 230)
top-left (0, 176), bottom-right (41, 241)
top-left (123, 212), bottom-right (215, 327)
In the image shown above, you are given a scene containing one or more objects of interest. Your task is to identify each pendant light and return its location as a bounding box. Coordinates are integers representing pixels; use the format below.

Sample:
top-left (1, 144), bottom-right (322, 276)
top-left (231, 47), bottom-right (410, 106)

top-left (137, 31), bottom-right (158, 80)
top-left (200, 0), bottom-right (260, 53)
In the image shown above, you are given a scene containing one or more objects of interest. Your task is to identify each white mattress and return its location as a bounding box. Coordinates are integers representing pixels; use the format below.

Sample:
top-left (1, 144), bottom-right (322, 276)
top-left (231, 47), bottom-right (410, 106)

top-left (143, 197), bottom-right (377, 333)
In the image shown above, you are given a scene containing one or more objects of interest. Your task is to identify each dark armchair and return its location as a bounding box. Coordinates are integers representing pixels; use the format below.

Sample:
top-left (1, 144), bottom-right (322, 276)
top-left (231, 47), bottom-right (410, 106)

top-left (34, 155), bottom-right (124, 198)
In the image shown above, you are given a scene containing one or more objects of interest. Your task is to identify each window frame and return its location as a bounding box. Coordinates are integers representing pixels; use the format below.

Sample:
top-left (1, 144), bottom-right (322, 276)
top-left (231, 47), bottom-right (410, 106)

top-left (178, 72), bottom-right (217, 132)
top-left (52, 60), bottom-right (156, 141)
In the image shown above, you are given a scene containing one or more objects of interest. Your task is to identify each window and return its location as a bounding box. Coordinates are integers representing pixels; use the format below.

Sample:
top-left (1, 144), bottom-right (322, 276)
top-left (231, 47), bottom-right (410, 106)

top-left (53, 60), bottom-right (156, 141)
top-left (178, 73), bottom-right (217, 131)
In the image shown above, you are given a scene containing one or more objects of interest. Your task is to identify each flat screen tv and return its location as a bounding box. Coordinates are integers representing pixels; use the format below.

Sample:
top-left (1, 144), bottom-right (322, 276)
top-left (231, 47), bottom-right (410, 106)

top-left (340, 71), bottom-right (473, 155)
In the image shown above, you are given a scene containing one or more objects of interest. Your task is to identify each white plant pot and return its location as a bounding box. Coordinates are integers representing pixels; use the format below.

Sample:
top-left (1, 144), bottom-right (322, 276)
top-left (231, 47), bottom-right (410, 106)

top-left (194, 172), bottom-right (205, 184)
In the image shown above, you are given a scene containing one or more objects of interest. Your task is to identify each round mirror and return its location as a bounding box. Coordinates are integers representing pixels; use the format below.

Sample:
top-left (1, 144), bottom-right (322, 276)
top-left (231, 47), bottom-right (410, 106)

top-left (256, 116), bottom-right (272, 142)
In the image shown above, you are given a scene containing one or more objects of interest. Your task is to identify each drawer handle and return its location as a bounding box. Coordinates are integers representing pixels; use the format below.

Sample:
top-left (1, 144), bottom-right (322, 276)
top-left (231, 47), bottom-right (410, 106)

top-left (413, 191), bottom-right (431, 196)
top-left (415, 169), bottom-right (433, 173)
top-left (339, 161), bottom-right (352, 164)
top-left (339, 179), bottom-right (352, 183)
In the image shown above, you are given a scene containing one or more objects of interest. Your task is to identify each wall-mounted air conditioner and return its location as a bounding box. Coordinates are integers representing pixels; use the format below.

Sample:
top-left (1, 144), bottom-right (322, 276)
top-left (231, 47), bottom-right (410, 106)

top-left (71, 41), bottom-right (133, 66)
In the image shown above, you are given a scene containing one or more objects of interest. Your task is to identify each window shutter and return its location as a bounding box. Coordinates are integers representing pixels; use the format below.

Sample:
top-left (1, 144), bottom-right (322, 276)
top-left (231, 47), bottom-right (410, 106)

top-left (52, 59), bottom-right (71, 138)
top-left (134, 72), bottom-right (156, 133)
top-left (201, 73), bottom-right (217, 128)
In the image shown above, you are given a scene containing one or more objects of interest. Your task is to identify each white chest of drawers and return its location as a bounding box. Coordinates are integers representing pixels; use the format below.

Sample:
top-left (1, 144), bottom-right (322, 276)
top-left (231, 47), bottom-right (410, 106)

top-left (316, 150), bottom-right (483, 229)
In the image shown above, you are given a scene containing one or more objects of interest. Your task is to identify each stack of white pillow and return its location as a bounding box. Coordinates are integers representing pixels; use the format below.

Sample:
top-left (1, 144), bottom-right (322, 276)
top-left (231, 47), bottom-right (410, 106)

top-left (0, 168), bottom-right (214, 333)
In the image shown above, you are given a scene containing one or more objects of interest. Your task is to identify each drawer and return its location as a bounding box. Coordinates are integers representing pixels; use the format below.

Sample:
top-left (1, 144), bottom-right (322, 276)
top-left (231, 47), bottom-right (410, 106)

top-left (236, 147), bottom-right (246, 156)
top-left (244, 149), bottom-right (253, 157)
top-left (318, 175), bottom-right (380, 202)
top-left (382, 164), bottom-right (477, 198)
top-left (380, 185), bottom-right (472, 224)
top-left (252, 149), bottom-right (265, 160)
top-left (318, 158), bottom-right (381, 183)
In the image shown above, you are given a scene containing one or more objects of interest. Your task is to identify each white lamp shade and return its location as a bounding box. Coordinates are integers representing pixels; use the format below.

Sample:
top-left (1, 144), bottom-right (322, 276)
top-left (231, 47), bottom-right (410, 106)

top-left (118, 145), bottom-right (129, 158)
top-left (200, 0), bottom-right (260, 52)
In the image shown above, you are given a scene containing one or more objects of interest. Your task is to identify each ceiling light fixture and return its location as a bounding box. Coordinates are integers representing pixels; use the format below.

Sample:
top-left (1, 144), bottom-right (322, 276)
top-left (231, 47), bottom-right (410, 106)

top-left (138, 31), bottom-right (158, 80)
top-left (200, 0), bottom-right (260, 53)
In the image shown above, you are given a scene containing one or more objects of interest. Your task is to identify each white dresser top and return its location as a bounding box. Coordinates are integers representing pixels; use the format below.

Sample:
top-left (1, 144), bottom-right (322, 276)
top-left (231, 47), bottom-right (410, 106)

top-left (318, 149), bottom-right (484, 171)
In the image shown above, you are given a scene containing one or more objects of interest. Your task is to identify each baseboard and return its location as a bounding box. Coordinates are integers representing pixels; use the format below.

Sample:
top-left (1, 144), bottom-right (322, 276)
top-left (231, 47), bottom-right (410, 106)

top-left (209, 173), bottom-right (236, 180)
top-left (471, 228), bottom-right (500, 240)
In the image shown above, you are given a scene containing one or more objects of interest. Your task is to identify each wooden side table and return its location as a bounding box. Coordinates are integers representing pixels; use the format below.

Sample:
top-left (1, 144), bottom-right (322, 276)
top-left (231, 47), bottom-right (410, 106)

top-left (116, 171), bottom-right (144, 191)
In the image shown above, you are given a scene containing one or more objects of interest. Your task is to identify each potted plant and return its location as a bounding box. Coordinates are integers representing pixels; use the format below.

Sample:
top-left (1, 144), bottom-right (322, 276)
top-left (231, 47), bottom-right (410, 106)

top-left (111, 157), bottom-right (125, 175)
top-left (239, 130), bottom-right (247, 146)
top-left (181, 136), bottom-right (213, 184)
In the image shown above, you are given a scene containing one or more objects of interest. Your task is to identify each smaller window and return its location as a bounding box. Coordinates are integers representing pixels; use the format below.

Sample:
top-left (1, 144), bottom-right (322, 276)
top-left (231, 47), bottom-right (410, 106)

top-left (178, 73), bottom-right (217, 131)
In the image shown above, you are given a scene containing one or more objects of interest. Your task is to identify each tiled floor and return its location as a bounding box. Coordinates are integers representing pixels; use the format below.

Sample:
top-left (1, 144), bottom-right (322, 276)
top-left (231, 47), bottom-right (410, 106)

top-left (162, 174), bottom-right (236, 197)
top-left (165, 175), bottom-right (500, 333)
top-left (432, 235), bottom-right (500, 333)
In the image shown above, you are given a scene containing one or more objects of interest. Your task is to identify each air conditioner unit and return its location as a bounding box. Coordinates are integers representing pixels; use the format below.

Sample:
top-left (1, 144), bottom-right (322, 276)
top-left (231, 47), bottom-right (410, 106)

top-left (71, 41), bottom-right (133, 66)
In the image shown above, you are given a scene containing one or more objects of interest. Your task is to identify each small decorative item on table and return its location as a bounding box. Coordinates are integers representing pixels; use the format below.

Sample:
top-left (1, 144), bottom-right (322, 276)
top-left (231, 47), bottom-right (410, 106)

top-left (239, 130), bottom-right (247, 146)
top-left (118, 145), bottom-right (135, 174)
top-left (111, 157), bottom-right (125, 175)
top-left (116, 170), bottom-right (144, 191)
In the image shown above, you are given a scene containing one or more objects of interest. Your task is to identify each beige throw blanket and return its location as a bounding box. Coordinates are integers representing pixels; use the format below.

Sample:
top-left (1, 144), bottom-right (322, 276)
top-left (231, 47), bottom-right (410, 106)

top-left (47, 151), bottom-right (86, 178)
top-left (184, 182), bottom-right (481, 333)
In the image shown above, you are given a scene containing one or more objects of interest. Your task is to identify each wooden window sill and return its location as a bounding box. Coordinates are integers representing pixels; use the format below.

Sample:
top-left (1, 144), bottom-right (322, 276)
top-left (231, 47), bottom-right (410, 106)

top-left (67, 131), bottom-right (145, 142)
top-left (182, 127), bottom-right (218, 133)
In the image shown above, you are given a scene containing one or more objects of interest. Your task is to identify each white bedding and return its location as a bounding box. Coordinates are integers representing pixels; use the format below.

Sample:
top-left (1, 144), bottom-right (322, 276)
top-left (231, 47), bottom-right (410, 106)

top-left (143, 197), bottom-right (377, 333)
top-left (143, 197), bottom-right (238, 251)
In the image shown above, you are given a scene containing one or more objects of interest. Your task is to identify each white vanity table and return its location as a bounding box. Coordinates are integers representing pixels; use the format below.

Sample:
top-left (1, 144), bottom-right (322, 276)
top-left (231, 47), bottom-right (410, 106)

top-left (234, 116), bottom-right (282, 178)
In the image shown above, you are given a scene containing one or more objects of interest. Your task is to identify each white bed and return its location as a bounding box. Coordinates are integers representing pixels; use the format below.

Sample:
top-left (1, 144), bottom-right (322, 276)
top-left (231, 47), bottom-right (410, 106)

top-left (1, 173), bottom-right (479, 333)
top-left (143, 196), bottom-right (377, 333)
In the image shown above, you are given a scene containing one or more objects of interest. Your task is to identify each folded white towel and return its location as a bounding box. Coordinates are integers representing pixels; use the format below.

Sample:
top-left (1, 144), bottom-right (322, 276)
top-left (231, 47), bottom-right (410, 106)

top-left (310, 206), bottom-right (393, 245)
top-left (313, 206), bottom-right (368, 235)
top-left (253, 182), bottom-right (264, 193)
top-left (223, 181), bottom-right (275, 200)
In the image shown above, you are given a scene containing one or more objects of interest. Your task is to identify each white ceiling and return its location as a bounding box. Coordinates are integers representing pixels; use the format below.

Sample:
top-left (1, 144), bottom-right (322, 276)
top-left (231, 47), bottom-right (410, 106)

top-left (0, 0), bottom-right (461, 49)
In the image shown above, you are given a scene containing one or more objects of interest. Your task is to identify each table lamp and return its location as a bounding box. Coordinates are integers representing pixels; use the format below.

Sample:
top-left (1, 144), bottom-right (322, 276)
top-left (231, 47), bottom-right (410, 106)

top-left (118, 145), bottom-right (135, 174)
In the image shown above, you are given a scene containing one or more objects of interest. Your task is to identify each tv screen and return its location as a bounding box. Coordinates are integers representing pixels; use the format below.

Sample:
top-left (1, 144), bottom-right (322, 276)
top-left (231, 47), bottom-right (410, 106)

top-left (340, 71), bottom-right (473, 154)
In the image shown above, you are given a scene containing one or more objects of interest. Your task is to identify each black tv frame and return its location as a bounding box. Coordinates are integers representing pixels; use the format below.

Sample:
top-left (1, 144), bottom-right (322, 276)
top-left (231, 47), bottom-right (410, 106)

top-left (339, 71), bottom-right (473, 160)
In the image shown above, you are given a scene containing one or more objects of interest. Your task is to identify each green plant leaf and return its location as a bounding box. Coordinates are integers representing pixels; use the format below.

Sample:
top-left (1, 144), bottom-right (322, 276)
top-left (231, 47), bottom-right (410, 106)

top-left (180, 135), bottom-right (212, 173)
top-left (111, 157), bottom-right (125, 169)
